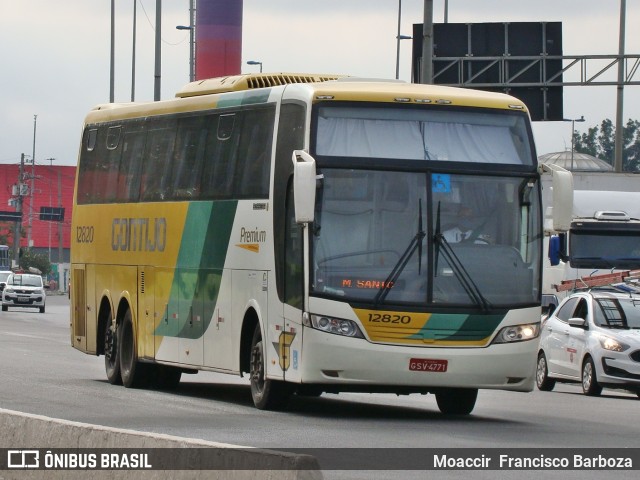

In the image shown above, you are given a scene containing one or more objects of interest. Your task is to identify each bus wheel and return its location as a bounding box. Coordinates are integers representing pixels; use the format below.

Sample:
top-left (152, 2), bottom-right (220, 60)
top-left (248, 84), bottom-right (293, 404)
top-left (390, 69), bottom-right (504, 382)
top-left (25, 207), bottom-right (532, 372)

top-left (249, 325), bottom-right (292, 410)
top-left (104, 314), bottom-right (122, 385)
top-left (435, 388), bottom-right (478, 415)
top-left (119, 308), bottom-right (147, 388)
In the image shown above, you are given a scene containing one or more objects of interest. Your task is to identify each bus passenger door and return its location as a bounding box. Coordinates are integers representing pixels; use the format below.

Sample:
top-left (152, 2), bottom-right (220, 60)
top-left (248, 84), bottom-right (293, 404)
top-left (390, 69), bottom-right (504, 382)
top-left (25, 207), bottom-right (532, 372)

top-left (280, 187), bottom-right (305, 382)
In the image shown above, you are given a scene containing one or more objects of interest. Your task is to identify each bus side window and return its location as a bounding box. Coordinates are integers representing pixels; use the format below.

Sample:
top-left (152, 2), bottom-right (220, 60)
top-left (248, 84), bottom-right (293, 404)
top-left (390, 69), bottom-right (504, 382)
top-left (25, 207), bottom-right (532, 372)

top-left (236, 108), bottom-right (274, 198)
top-left (117, 128), bottom-right (145, 202)
top-left (141, 120), bottom-right (177, 201)
top-left (103, 126), bottom-right (123, 202)
top-left (201, 113), bottom-right (239, 199)
top-left (171, 115), bottom-right (207, 200)
top-left (77, 128), bottom-right (99, 204)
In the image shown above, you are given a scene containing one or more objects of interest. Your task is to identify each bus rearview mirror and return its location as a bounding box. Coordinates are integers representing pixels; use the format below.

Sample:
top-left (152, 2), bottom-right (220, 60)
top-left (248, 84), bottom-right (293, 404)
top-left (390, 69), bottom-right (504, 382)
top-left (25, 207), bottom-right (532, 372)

top-left (292, 150), bottom-right (316, 223)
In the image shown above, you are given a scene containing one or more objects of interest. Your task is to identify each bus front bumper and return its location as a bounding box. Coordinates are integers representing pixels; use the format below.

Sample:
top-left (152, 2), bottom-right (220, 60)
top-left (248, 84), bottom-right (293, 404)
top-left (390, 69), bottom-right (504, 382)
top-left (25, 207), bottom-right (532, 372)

top-left (296, 327), bottom-right (538, 392)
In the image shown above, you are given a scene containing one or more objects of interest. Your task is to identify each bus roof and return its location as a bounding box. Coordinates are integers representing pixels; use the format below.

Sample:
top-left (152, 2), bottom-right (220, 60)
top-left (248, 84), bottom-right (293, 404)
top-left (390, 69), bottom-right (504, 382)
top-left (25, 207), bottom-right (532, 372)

top-left (176, 72), bottom-right (528, 112)
top-left (85, 73), bottom-right (529, 124)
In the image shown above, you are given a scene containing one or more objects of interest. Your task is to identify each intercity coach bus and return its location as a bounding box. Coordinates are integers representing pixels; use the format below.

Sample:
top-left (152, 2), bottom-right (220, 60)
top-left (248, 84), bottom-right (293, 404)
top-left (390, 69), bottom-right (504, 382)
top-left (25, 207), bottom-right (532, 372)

top-left (70, 73), bottom-right (572, 414)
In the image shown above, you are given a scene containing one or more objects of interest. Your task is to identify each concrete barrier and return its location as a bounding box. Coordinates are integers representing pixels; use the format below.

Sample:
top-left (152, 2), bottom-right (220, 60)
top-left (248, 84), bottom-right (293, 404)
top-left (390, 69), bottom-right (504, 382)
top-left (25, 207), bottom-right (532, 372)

top-left (0, 408), bottom-right (322, 480)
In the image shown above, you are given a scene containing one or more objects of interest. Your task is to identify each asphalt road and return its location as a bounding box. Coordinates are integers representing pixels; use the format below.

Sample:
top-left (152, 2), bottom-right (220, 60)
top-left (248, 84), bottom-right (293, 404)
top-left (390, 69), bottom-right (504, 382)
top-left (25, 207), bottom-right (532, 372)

top-left (1, 294), bottom-right (639, 480)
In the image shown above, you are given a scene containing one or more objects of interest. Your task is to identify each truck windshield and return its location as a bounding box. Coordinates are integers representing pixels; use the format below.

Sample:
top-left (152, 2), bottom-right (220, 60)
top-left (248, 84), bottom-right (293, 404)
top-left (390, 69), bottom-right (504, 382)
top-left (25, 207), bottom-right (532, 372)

top-left (311, 169), bottom-right (541, 309)
top-left (570, 229), bottom-right (640, 269)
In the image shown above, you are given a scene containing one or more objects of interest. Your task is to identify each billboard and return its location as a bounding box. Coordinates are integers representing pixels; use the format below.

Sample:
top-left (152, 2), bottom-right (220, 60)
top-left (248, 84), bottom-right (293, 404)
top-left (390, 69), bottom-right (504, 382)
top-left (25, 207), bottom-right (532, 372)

top-left (412, 22), bottom-right (564, 121)
top-left (195, 0), bottom-right (244, 80)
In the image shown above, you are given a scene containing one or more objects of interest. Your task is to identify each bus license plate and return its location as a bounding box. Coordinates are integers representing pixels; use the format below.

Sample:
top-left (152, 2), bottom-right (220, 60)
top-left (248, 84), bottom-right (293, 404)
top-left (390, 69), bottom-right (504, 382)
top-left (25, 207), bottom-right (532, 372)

top-left (409, 358), bottom-right (448, 372)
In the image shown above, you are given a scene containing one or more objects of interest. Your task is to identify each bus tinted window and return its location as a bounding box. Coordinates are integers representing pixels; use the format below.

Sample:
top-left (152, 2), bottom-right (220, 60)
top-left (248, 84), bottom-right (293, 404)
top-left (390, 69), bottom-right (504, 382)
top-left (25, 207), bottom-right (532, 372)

top-left (236, 109), bottom-right (274, 198)
top-left (141, 118), bottom-right (177, 201)
top-left (201, 113), bottom-right (239, 199)
top-left (77, 105), bottom-right (275, 204)
top-left (316, 105), bottom-right (533, 165)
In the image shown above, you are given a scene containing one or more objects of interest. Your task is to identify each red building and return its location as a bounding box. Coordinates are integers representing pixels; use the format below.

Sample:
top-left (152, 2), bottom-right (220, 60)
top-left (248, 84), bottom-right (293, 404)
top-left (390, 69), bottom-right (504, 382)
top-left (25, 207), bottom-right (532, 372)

top-left (0, 163), bottom-right (76, 263)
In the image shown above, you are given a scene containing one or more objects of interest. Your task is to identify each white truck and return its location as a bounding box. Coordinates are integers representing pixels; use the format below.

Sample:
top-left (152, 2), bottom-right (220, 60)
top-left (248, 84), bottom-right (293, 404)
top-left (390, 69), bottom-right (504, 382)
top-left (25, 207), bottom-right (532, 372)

top-left (541, 171), bottom-right (640, 312)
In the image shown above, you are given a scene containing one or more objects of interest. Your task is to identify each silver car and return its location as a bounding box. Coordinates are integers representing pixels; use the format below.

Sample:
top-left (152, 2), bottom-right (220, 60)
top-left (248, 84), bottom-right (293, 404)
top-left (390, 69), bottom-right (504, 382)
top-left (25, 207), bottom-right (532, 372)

top-left (536, 289), bottom-right (640, 397)
top-left (1, 273), bottom-right (46, 313)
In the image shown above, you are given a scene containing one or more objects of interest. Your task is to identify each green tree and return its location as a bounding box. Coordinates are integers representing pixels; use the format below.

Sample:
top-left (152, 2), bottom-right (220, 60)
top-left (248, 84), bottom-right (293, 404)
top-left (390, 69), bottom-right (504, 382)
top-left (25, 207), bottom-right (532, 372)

top-left (573, 118), bottom-right (640, 171)
top-left (19, 249), bottom-right (51, 276)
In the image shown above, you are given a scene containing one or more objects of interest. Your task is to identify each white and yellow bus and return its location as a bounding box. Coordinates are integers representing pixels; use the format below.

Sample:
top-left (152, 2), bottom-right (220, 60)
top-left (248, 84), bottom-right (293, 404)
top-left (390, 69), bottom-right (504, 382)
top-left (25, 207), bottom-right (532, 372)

top-left (71, 73), bottom-right (571, 414)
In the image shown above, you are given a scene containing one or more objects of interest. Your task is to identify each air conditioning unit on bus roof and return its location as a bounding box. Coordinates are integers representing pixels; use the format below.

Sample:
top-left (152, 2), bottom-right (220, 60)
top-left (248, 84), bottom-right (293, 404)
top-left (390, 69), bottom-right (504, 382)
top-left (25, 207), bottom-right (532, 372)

top-left (175, 73), bottom-right (345, 98)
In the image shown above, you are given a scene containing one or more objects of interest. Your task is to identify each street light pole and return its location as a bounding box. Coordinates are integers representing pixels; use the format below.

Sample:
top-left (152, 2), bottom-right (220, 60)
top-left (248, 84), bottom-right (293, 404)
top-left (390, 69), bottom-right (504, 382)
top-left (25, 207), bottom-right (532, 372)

top-left (395, 0), bottom-right (412, 80)
top-left (396, 0), bottom-right (402, 79)
top-left (247, 60), bottom-right (263, 73)
top-left (563, 116), bottom-right (585, 171)
top-left (131, 0), bottom-right (137, 101)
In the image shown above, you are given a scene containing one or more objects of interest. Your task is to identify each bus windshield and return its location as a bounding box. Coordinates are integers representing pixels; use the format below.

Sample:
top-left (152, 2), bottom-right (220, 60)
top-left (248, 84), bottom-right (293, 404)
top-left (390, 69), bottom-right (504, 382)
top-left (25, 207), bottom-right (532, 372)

top-left (311, 169), bottom-right (541, 308)
top-left (316, 105), bottom-right (533, 165)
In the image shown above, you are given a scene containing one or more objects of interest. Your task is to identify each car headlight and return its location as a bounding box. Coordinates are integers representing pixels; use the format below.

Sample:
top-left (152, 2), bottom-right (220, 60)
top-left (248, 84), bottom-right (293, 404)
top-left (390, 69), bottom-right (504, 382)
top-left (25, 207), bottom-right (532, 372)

top-left (599, 336), bottom-right (629, 352)
top-left (492, 322), bottom-right (540, 344)
top-left (4, 288), bottom-right (14, 294)
top-left (305, 314), bottom-right (364, 338)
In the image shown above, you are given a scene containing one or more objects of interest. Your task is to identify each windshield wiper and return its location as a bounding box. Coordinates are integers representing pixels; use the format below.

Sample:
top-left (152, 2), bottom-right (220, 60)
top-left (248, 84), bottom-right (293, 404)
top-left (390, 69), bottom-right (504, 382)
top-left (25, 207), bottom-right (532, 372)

top-left (374, 200), bottom-right (425, 306)
top-left (434, 203), bottom-right (491, 312)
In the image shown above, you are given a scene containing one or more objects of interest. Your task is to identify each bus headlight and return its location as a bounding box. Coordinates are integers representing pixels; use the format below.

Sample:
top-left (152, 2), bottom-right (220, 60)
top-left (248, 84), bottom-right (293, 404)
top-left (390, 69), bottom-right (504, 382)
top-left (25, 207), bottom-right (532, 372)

top-left (306, 314), bottom-right (364, 338)
top-left (491, 322), bottom-right (540, 344)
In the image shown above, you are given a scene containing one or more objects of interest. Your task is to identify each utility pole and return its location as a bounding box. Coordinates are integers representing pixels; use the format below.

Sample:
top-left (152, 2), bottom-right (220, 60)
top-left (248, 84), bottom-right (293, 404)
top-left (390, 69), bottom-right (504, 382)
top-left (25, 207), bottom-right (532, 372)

top-left (154, 0), bottom-right (162, 101)
top-left (13, 154), bottom-right (25, 264)
top-left (421, 0), bottom-right (434, 84)
top-left (131, 0), bottom-right (137, 101)
top-left (110, 0), bottom-right (115, 102)
top-left (58, 170), bottom-right (63, 268)
top-left (614, 0), bottom-right (626, 172)
top-left (27, 115), bottom-right (37, 250)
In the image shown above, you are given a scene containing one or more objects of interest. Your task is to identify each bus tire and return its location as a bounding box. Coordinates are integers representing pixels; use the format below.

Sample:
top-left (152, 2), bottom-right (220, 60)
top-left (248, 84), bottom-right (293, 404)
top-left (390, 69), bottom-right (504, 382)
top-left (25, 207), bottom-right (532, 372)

top-left (249, 324), bottom-right (292, 410)
top-left (435, 388), bottom-right (478, 415)
top-left (536, 352), bottom-right (556, 391)
top-left (119, 308), bottom-right (147, 388)
top-left (104, 312), bottom-right (122, 385)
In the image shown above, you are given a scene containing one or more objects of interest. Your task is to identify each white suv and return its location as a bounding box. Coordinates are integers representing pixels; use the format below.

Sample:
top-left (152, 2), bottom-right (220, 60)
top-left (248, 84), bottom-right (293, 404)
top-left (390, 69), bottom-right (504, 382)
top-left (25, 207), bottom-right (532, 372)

top-left (1, 274), bottom-right (46, 313)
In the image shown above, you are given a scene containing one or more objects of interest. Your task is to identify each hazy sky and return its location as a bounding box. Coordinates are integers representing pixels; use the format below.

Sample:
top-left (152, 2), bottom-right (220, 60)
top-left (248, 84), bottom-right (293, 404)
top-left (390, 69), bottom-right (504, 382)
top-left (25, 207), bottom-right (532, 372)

top-left (1, 0), bottom-right (639, 167)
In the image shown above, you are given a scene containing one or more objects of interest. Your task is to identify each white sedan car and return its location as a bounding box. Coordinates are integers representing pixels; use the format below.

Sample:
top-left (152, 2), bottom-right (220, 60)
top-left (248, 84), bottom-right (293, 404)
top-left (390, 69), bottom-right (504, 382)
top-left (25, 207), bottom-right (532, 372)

top-left (536, 289), bottom-right (640, 397)
top-left (1, 273), bottom-right (46, 313)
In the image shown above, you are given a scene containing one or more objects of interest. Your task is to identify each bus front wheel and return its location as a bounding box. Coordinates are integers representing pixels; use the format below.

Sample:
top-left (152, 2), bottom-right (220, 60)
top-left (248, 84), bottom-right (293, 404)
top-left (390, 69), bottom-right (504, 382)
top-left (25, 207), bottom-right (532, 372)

top-left (435, 388), bottom-right (478, 415)
top-left (249, 324), bottom-right (292, 410)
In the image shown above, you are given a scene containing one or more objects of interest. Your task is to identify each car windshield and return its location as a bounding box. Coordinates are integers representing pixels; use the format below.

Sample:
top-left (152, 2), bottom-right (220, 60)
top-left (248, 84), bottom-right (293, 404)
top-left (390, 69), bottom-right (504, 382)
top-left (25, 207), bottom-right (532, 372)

top-left (8, 274), bottom-right (43, 287)
top-left (593, 297), bottom-right (640, 329)
top-left (0, 272), bottom-right (10, 282)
